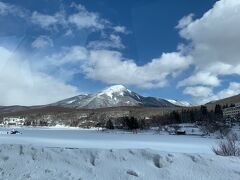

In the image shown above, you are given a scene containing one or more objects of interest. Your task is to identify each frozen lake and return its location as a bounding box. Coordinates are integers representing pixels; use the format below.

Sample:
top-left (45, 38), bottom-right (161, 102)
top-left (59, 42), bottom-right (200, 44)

top-left (0, 127), bottom-right (217, 154)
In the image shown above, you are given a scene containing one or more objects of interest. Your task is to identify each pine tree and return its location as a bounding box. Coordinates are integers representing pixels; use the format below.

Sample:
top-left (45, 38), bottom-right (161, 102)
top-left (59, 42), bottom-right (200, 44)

top-left (214, 104), bottom-right (223, 121)
top-left (106, 120), bottom-right (114, 129)
top-left (122, 117), bottom-right (139, 130)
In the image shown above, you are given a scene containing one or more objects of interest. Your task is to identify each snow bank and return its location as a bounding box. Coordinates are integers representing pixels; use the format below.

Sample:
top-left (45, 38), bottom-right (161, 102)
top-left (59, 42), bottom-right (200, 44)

top-left (0, 144), bottom-right (239, 180)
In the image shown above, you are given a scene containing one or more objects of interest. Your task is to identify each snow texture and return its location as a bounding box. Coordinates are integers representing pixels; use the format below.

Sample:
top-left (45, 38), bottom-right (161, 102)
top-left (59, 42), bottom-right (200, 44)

top-left (0, 144), bottom-right (239, 180)
top-left (98, 85), bottom-right (129, 98)
top-left (0, 128), bottom-right (216, 154)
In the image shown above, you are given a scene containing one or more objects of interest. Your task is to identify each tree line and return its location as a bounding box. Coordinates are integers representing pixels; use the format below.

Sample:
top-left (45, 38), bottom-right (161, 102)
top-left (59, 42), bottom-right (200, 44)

top-left (105, 104), bottom-right (236, 132)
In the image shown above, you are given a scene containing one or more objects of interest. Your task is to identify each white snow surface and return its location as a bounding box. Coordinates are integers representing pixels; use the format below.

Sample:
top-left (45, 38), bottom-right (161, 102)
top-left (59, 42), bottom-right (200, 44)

top-left (0, 128), bottom-right (216, 154)
top-left (0, 144), bottom-right (240, 180)
top-left (1, 128), bottom-right (240, 179)
top-left (98, 85), bottom-right (129, 98)
top-left (66, 100), bottom-right (76, 104)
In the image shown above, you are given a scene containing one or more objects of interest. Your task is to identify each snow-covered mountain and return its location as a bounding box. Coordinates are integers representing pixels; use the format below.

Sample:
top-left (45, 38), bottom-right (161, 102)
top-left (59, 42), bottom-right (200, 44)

top-left (52, 85), bottom-right (177, 109)
top-left (166, 99), bottom-right (192, 107)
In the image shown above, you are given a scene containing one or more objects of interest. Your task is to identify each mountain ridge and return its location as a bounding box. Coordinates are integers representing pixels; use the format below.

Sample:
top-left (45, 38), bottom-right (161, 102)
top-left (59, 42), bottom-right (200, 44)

top-left (51, 85), bottom-right (178, 109)
top-left (1, 85), bottom-right (240, 115)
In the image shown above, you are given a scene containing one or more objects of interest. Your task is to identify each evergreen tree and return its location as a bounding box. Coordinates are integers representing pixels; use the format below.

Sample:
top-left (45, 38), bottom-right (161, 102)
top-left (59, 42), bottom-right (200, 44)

top-left (200, 105), bottom-right (209, 122)
top-left (122, 117), bottom-right (139, 130)
top-left (214, 104), bottom-right (223, 121)
top-left (214, 104), bottom-right (223, 116)
top-left (106, 119), bottom-right (114, 129)
top-left (171, 111), bottom-right (181, 124)
top-left (190, 110), bottom-right (195, 123)
top-left (200, 106), bottom-right (208, 116)
top-left (139, 119), bottom-right (148, 129)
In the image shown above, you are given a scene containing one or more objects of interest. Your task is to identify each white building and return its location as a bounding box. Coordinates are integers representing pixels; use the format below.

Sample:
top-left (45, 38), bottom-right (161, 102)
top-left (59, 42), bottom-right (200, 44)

top-left (235, 102), bottom-right (240, 107)
top-left (3, 117), bottom-right (25, 126)
top-left (223, 103), bottom-right (240, 118)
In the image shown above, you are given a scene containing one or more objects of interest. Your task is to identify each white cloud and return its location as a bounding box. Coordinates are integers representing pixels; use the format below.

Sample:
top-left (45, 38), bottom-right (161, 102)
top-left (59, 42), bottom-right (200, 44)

top-left (83, 50), bottom-right (192, 88)
top-left (45, 47), bottom-right (191, 88)
top-left (178, 0), bottom-right (240, 88)
top-left (64, 29), bottom-right (73, 36)
top-left (178, 72), bottom-right (220, 87)
top-left (68, 13), bottom-right (103, 30)
top-left (1, 1), bottom-right (196, 104)
top-left (1, 1), bottom-right (125, 36)
top-left (176, 13), bottom-right (194, 29)
top-left (113, 26), bottom-right (127, 33)
top-left (183, 86), bottom-right (213, 98)
top-left (29, 3), bottom-right (116, 34)
top-left (0, 1), bottom-right (26, 17)
top-left (5, 0), bottom-right (240, 105)
top-left (87, 34), bottom-right (125, 50)
top-left (31, 36), bottom-right (53, 49)
top-left (175, 0), bottom-right (240, 104)
top-left (68, 3), bottom-right (106, 30)
top-left (0, 46), bottom-right (79, 106)
top-left (48, 46), bottom-right (88, 66)
top-left (31, 11), bottom-right (66, 29)
top-left (216, 82), bottom-right (240, 100)
top-left (183, 82), bottom-right (240, 104)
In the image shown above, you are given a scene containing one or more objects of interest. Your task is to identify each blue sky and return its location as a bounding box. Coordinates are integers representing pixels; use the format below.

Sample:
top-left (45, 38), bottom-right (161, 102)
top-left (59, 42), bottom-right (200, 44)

top-left (0, 0), bottom-right (240, 106)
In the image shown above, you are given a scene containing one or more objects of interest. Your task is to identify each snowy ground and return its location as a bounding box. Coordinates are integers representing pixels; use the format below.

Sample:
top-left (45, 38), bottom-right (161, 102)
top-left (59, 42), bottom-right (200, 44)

top-left (0, 127), bottom-right (217, 154)
top-left (0, 144), bottom-right (240, 180)
top-left (1, 128), bottom-right (240, 179)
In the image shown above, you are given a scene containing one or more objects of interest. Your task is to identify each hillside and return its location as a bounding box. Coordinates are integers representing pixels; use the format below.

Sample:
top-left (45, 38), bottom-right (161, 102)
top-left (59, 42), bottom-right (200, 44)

top-left (206, 94), bottom-right (240, 110)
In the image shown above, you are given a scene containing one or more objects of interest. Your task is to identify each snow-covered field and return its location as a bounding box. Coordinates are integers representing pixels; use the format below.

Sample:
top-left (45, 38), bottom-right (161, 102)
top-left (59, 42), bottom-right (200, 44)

top-left (0, 127), bottom-right (216, 154)
top-left (0, 128), bottom-right (240, 180)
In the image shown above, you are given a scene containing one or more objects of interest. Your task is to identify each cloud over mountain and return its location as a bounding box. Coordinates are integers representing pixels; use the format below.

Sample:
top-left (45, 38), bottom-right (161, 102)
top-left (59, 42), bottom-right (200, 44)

top-left (0, 0), bottom-right (240, 105)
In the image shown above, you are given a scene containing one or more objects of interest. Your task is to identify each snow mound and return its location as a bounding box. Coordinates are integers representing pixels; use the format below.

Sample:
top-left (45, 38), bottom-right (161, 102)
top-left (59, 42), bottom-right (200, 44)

top-left (0, 144), bottom-right (240, 180)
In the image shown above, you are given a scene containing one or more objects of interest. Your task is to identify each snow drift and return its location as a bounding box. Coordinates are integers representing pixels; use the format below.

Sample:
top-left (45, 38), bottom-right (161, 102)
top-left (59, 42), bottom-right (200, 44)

top-left (0, 144), bottom-right (239, 180)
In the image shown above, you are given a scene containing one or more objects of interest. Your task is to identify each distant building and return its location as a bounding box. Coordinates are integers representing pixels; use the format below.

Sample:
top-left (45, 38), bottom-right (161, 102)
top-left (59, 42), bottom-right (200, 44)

top-left (3, 117), bottom-right (25, 126)
top-left (223, 103), bottom-right (240, 118)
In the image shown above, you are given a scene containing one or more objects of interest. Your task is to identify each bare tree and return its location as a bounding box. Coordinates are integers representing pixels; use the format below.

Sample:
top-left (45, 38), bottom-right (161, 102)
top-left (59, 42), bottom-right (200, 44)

top-left (212, 133), bottom-right (240, 156)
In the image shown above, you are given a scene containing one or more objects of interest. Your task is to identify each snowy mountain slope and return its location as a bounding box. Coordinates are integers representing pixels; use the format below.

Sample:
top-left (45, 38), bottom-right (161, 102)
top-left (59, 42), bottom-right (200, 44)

top-left (0, 144), bottom-right (239, 180)
top-left (52, 85), bottom-right (176, 109)
top-left (167, 99), bottom-right (192, 107)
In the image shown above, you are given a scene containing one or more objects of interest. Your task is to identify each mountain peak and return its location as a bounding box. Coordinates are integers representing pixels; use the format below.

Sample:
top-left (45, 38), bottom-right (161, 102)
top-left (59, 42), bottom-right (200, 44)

top-left (105, 85), bottom-right (128, 92)
top-left (99, 85), bottom-right (130, 98)
top-left (52, 84), bottom-right (177, 109)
